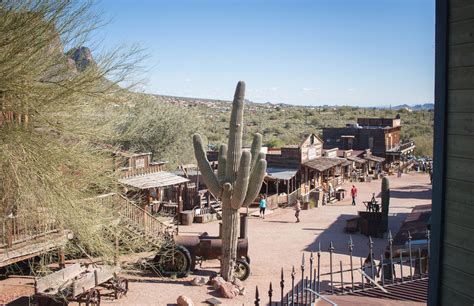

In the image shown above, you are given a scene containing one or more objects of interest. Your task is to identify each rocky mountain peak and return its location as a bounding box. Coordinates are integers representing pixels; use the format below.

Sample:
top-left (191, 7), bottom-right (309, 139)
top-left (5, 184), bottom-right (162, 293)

top-left (66, 46), bottom-right (96, 72)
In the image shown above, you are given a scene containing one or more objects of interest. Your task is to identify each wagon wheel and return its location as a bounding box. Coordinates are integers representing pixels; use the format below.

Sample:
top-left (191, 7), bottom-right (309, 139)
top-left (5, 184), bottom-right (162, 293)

top-left (85, 289), bottom-right (100, 306)
top-left (234, 258), bottom-right (250, 281)
top-left (154, 245), bottom-right (192, 278)
top-left (114, 277), bottom-right (129, 299)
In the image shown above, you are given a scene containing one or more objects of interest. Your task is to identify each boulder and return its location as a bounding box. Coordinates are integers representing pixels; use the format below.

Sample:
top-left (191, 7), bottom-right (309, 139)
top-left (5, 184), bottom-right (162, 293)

top-left (209, 276), bottom-right (226, 290)
top-left (218, 283), bottom-right (237, 299)
top-left (177, 295), bottom-right (194, 306)
top-left (190, 276), bottom-right (208, 286)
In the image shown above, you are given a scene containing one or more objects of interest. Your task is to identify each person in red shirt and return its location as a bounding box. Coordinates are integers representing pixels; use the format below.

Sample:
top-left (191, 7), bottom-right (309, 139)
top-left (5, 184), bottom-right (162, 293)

top-left (351, 185), bottom-right (358, 206)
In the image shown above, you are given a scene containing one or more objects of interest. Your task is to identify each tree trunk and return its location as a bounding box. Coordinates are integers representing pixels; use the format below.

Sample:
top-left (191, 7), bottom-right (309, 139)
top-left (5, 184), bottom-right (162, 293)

top-left (220, 199), bottom-right (239, 281)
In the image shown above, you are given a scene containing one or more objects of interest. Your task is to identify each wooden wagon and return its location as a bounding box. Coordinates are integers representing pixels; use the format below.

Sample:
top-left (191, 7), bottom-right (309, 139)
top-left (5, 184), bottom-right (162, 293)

top-left (34, 263), bottom-right (128, 306)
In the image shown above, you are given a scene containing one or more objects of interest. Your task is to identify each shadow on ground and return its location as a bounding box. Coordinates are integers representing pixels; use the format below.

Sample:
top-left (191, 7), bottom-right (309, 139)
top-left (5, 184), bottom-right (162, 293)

top-left (303, 213), bottom-right (409, 258)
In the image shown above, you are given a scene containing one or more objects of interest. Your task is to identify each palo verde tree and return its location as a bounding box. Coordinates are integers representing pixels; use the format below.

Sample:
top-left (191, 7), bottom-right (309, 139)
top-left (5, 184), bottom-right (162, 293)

top-left (193, 81), bottom-right (267, 281)
top-left (0, 0), bottom-right (146, 262)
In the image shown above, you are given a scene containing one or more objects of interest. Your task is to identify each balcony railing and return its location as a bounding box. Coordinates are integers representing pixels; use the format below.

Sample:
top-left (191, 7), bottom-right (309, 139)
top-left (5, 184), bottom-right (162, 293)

top-left (1, 211), bottom-right (61, 249)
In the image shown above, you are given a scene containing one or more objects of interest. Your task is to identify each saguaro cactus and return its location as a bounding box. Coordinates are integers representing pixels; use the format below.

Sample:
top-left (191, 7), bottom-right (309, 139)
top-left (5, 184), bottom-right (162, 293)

top-left (381, 177), bottom-right (390, 234)
top-left (193, 81), bottom-right (267, 281)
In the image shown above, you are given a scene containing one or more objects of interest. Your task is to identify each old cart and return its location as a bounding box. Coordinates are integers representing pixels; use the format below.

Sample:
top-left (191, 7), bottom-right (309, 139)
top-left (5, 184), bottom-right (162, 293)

top-left (152, 214), bottom-right (251, 280)
top-left (34, 263), bottom-right (128, 306)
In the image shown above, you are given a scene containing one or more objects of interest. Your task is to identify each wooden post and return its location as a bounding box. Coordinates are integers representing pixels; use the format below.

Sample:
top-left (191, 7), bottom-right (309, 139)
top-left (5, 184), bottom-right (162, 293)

top-left (286, 179), bottom-right (290, 204)
top-left (58, 246), bottom-right (66, 269)
top-left (276, 180), bottom-right (279, 205)
top-left (265, 180), bottom-right (269, 198)
top-left (6, 218), bottom-right (12, 248)
top-left (114, 230), bottom-right (119, 267)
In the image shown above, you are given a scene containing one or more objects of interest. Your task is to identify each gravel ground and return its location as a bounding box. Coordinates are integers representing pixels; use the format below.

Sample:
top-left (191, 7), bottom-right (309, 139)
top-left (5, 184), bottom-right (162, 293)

top-left (106, 172), bottom-right (432, 306)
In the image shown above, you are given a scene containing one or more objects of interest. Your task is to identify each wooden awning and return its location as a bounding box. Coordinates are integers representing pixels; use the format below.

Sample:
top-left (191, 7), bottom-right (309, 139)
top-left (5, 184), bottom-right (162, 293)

top-left (364, 155), bottom-right (385, 163)
top-left (347, 156), bottom-right (367, 164)
top-left (119, 172), bottom-right (190, 189)
top-left (303, 158), bottom-right (346, 172)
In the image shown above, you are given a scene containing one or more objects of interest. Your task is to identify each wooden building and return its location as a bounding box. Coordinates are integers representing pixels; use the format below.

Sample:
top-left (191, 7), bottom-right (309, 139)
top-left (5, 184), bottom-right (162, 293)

top-left (322, 116), bottom-right (415, 165)
top-left (115, 152), bottom-right (190, 217)
top-left (429, 0), bottom-right (474, 304)
top-left (261, 134), bottom-right (323, 208)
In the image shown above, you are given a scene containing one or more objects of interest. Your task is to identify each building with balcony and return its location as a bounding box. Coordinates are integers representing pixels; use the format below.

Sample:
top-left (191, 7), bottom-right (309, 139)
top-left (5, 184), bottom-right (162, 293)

top-left (322, 115), bottom-right (416, 165)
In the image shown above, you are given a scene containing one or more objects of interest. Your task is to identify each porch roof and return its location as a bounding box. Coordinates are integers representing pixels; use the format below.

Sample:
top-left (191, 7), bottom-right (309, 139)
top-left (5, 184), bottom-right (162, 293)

top-left (265, 167), bottom-right (298, 181)
top-left (303, 157), bottom-right (346, 172)
top-left (346, 156), bottom-right (367, 164)
top-left (119, 171), bottom-right (190, 189)
top-left (364, 155), bottom-right (385, 163)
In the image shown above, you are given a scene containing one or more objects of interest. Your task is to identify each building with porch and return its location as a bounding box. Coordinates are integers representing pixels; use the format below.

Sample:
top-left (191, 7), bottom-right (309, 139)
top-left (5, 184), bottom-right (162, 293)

top-left (322, 116), bottom-right (415, 166)
top-left (115, 152), bottom-right (191, 219)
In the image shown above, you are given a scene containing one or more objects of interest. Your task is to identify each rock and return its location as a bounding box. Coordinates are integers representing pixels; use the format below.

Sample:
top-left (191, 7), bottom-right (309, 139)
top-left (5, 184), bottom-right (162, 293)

top-left (232, 278), bottom-right (244, 289)
top-left (190, 276), bottom-right (208, 286)
top-left (177, 295), bottom-right (194, 306)
top-left (209, 276), bottom-right (226, 289)
top-left (66, 46), bottom-right (96, 72)
top-left (218, 283), bottom-right (237, 299)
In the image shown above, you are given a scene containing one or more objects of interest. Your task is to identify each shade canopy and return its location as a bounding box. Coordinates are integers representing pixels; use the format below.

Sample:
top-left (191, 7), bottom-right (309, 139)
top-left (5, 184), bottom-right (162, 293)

top-left (266, 167), bottom-right (298, 181)
top-left (119, 171), bottom-right (190, 189)
top-left (303, 158), bottom-right (346, 172)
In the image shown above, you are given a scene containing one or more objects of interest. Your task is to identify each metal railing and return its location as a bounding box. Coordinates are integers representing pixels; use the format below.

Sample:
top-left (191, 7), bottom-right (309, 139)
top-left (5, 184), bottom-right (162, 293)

top-left (254, 229), bottom-right (430, 305)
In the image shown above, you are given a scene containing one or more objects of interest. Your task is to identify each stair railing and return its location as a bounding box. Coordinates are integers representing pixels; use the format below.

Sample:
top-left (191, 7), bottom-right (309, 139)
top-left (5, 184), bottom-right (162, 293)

top-left (97, 193), bottom-right (173, 238)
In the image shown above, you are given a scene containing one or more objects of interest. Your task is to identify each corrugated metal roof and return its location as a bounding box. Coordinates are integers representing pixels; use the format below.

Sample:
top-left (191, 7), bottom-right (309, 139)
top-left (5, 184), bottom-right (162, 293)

top-left (266, 167), bottom-right (298, 180)
top-left (119, 172), bottom-right (190, 189)
top-left (303, 158), bottom-right (346, 172)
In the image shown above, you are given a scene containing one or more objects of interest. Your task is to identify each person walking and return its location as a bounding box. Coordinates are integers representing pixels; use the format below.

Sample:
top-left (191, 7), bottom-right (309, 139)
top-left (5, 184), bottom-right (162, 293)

top-left (351, 185), bottom-right (358, 206)
top-left (259, 195), bottom-right (266, 219)
top-left (295, 199), bottom-right (301, 223)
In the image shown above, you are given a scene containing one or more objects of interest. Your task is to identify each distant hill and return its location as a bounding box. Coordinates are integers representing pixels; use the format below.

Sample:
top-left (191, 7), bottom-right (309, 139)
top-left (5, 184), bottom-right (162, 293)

top-left (390, 103), bottom-right (434, 111)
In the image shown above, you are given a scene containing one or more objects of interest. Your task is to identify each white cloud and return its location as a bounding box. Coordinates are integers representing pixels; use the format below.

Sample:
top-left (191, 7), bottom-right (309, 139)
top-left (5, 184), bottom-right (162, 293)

top-left (301, 87), bottom-right (317, 92)
top-left (184, 78), bottom-right (192, 82)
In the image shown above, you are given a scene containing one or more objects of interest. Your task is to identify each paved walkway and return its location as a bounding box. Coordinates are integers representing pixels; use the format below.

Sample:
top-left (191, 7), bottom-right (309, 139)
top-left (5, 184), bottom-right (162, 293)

top-left (106, 172), bottom-right (432, 305)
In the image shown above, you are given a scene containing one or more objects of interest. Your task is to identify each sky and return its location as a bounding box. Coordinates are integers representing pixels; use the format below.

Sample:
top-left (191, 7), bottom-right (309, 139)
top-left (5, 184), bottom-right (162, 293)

top-left (93, 0), bottom-right (435, 107)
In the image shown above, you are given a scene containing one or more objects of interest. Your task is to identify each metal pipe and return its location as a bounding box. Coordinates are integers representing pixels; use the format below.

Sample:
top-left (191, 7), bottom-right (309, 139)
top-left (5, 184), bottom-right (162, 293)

top-left (358, 269), bottom-right (388, 293)
top-left (239, 214), bottom-right (248, 239)
top-left (399, 251), bottom-right (404, 282)
top-left (339, 261), bottom-right (344, 294)
top-left (348, 235), bottom-right (354, 292)
top-left (291, 266), bottom-right (295, 306)
top-left (329, 242), bottom-right (334, 294)
top-left (303, 288), bottom-right (338, 306)
top-left (280, 268), bottom-right (284, 305)
top-left (408, 231), bottom-right (413, 280)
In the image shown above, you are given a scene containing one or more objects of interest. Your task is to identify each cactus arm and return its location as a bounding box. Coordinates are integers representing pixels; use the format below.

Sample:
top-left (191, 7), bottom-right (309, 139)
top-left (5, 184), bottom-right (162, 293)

top-left (243, 158), bottom-right (267, 207)
top-left (225, 81), bottom-right (245, 182)
top-left (231, 151), bottom-right (251, 209)
top-left (222, 182), bottom-right (233, 199)
top-left (193, 134), bottom-right (221, 196)
top-left (250, 133), bottom-right (263, 170)
top-left (217, 144), bottom-right (228, 184)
